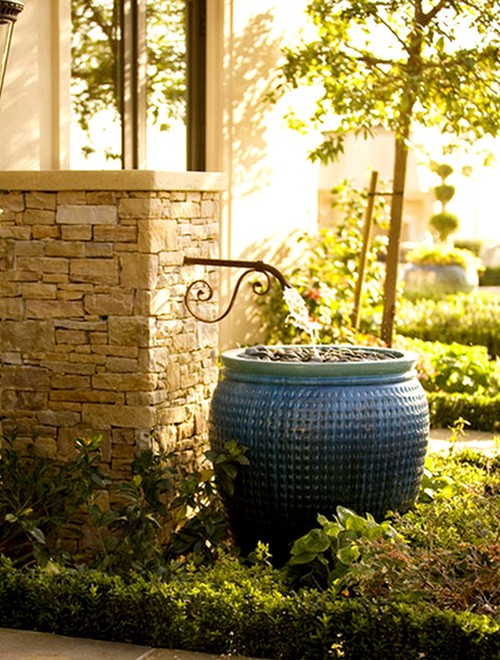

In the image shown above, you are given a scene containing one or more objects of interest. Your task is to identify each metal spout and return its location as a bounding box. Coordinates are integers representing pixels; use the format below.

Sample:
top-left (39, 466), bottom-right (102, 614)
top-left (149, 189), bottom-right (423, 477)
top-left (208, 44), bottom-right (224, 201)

top-left (183, 256), bottom-right (291, 323)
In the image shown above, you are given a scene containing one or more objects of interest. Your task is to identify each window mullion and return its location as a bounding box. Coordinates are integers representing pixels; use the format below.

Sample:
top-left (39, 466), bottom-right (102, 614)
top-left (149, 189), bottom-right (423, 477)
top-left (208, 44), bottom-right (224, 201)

top-left (120, 0), bottom-right (147, 169)
top-left (186, 0), bottom-right (206, 171)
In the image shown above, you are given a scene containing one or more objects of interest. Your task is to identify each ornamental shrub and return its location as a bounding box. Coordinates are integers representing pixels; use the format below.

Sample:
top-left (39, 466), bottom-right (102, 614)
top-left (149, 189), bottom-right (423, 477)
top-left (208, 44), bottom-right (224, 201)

top-left (395, 336), bottom-right (500, 431)
top-left (0, 433), bottom-right (109, 567)
top-left (0, 554), bottom-right (498, 659)
top-left (405, 245), bottom-right (481, 270)
top-left (0, 432), bottom-right (247, 573)
top-left (429, 210), bottom-right (459, 241)
top-left (426, 391), bottom-right (500, 432)
top-left (395, 337), bottom-right (499, 396)
top-left (480, 266), bottom-right (500, 286)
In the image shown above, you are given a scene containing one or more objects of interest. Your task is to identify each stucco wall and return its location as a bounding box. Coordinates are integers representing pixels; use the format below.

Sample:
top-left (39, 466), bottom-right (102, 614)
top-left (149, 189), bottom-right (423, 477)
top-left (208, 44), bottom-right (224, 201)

top-left (0, 0), bottom-right (71, 169)
top-left (215, 0), bottom-right (320, 350)
top-left (0, 171), bottom-right (225, 477)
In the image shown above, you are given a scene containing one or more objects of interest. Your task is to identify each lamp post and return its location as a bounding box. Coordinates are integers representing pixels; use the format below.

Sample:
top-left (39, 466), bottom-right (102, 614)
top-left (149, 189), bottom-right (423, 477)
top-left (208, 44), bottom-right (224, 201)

top-left (0, 0), bottom-right (23, 99)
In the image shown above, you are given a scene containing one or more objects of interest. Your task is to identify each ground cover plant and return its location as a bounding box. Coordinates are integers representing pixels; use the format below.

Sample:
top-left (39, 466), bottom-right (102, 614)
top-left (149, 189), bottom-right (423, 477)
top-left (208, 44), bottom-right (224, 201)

top-left (0, 432), bottom-right (499, 658)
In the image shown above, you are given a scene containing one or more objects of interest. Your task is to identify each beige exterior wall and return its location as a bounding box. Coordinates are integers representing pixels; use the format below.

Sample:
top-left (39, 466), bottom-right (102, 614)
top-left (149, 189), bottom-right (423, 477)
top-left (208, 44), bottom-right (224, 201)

top-left (0, 171), bottom-right (224, 476)
top-left (215, 0), bottom-right (319, 349)
top-left (0, 0), bottom-right (71, 170)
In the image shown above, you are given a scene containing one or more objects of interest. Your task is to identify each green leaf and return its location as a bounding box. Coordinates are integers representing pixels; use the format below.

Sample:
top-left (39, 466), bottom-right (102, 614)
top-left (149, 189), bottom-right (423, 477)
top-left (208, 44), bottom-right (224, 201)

top-left (337, 543), bottom-right (360, 565)
top-left (4, 513), bottom-right (18, 524)
top-left (344, 513), bottom-right (371, 535)
top-left (291, 529), bottom-right (330, 557)
top-left (287, 550), bottom-right (317, 565)
top-left (28, 527), bottom-right (46, 545)
top-left (335, 506), bottom-right (357, 525)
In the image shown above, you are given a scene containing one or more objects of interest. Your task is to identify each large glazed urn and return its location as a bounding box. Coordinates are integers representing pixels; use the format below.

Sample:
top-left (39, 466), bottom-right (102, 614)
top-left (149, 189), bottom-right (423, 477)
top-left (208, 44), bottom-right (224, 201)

top-left (209, 345), bottom-right (429, 561)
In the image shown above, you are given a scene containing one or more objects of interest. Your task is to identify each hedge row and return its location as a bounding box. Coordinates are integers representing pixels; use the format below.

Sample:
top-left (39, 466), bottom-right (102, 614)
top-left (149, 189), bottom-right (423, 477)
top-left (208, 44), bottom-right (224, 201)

top-left (480, 267), bottom-right (500, 287)
top-left (0, 557), bottom-right (498, 659)
top-left (427, 391), bottom-right (500, 432)
top-left (397, 294), bottom-right (499, 358)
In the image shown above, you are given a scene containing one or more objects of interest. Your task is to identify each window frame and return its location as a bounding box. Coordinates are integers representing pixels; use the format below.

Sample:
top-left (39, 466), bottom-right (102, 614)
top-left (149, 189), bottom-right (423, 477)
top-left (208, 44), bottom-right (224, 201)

top-left (118, 0), bottom-right (206, 171)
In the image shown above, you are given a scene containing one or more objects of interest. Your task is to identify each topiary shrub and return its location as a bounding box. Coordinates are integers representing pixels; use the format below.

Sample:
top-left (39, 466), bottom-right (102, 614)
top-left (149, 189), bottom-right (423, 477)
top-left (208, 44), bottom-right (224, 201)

top-left (429, 211), bottom-right (460, 242)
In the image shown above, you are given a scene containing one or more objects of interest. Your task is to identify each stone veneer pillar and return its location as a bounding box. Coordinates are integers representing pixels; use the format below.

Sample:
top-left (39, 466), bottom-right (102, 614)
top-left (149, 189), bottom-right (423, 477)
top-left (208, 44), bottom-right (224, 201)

top-left (0, 171), bottom-right (226, 478)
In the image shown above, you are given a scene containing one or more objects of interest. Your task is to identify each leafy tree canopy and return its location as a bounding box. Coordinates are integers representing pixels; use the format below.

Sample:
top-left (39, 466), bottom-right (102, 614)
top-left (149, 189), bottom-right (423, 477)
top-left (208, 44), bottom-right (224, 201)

top-left (279, 0), bottom-right (500, 162)
top-left (278, 0), bottom-right (500, 343)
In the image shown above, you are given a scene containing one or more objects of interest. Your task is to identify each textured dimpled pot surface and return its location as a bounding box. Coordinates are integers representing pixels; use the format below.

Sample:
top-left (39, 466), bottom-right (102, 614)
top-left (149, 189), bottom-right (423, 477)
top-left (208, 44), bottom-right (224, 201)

top-left (209, 345), bottom-right (430, 562)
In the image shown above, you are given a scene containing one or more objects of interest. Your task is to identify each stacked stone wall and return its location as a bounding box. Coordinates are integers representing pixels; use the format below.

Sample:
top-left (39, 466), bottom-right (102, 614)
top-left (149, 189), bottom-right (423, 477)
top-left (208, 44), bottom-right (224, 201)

top-left (0, 182), bottom-right (221, 478)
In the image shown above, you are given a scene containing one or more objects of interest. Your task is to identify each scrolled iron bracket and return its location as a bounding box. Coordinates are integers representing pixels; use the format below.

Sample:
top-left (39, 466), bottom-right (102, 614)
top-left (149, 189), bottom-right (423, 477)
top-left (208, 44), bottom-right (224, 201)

top-left (183, 256), bottom-right (291, 323)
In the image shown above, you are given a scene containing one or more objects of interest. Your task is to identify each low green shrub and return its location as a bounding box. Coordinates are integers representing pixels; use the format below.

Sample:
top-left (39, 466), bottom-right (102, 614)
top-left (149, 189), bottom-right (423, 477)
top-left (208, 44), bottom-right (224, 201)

top-left (343, 452), bottom-right (500, 619)
top-left (395, 337), bottom-right (500, 396)
top-left (0, 432), bottom-right (247, 572)
top-left (0, 433), bottom-right (109, 566)
top-left (396, 293), bottom-right (500, 358)
top-left (454, 239), bottom-right (482, 256)
top-left (405, 245), bottom-right (481, 271)
top-left (480, 266), bottom-right (500, 286)
top-left (393, 337), bottom-right (499, 431)
top-left (0, 554), bottom-right (498, 659)
top-left (426, 391), bottom-right (500, 432)
top-left (281, 450), bottom-right (500, 614)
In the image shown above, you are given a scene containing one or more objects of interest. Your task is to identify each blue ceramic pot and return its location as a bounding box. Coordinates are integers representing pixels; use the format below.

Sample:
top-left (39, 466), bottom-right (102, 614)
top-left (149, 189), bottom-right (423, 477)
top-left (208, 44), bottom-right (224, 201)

top-left (209, 345), bottom-right (429, 561)
top-left (403, 263), bottom-right (478, 299)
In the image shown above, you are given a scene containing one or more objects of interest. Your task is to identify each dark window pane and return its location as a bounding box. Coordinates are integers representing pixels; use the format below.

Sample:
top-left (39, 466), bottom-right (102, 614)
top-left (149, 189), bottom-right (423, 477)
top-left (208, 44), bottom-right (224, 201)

top-left (71, 0), bottom-right (122, 167)
top-left (70, 0), bottom-right (187, 170)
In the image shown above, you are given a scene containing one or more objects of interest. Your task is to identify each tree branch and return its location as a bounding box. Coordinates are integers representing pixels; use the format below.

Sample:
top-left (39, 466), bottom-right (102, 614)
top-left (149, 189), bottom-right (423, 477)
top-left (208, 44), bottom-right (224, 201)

top-left (422, 0), bottom-right (454, 25)
top-left (345, 46), bottom-right (398, 67)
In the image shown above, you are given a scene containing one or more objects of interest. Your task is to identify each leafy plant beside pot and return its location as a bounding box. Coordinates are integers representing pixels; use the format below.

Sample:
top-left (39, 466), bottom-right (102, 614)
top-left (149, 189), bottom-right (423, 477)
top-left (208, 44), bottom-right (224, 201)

top-left (406, 245), bottom-right (483, 271)
top-left (403, 163), bottom-right (482, 299)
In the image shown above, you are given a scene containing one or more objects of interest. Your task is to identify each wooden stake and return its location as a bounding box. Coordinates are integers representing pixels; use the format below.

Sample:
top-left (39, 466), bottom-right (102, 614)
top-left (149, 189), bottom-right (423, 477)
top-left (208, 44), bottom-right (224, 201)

top-left (351, 170), bottom-right (378, 329)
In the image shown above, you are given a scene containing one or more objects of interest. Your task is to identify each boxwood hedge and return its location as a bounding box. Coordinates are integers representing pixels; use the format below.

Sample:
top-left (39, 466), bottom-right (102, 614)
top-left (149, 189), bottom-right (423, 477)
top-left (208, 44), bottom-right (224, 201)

top-left (427, 391), bottom-right (500, 432)
top-left (0, 556), bottom-right (498, 659)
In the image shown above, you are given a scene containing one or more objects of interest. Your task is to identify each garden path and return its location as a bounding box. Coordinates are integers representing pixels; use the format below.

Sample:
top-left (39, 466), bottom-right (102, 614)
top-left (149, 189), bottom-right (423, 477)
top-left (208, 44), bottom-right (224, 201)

top-left (0, 626), bottom-right (259, 659)
top-left (428, 428), bottom-right (498, 454)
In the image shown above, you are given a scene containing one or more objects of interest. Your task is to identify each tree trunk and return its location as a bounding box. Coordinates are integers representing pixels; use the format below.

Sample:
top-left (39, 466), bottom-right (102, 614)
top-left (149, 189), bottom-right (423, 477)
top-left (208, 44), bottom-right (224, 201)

top-left (381, 134), bottom-right (409, 345)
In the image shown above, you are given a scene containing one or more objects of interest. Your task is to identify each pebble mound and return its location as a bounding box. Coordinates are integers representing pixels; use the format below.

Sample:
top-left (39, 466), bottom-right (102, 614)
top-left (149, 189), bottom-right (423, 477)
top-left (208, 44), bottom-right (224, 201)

top-left (240, 345), bottom-right (402, 363)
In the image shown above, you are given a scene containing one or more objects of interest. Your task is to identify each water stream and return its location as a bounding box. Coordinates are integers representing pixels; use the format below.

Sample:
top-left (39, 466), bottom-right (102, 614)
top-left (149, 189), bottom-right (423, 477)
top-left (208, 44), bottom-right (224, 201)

top-left (282, 285), bottom-right (320, 355)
